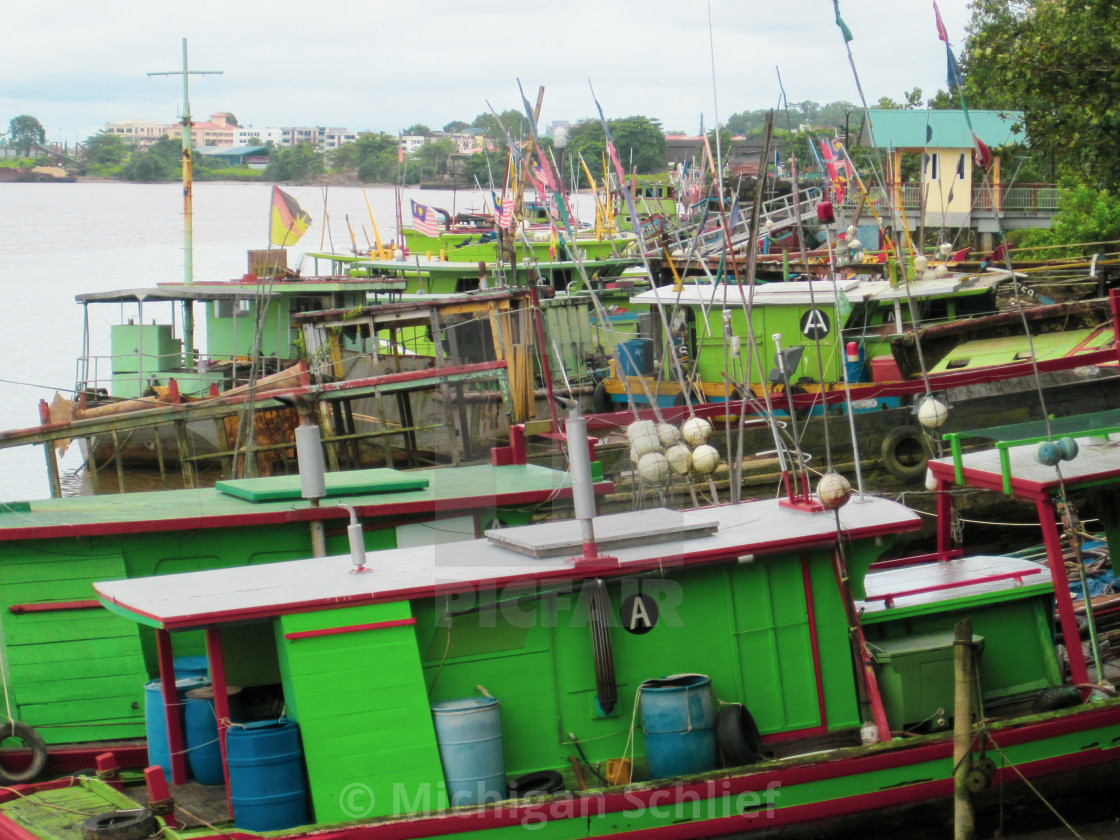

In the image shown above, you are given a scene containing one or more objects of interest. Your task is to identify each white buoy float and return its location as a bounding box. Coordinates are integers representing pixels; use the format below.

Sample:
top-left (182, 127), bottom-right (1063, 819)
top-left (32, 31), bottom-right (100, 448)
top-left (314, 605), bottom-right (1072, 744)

top-left (637, 451), bottom-right (670, 485)
top-left (817, 473), bottom-right (853, 510)
top-left (917, 396), bottom-right (949, 429)
top-left (665, 443), bottom-right (693, 475)
top-left (691, 444), bottom-right (720, 475)
top-left (657, 422), bottom-right (682, 447)
top-left (681, 417), bottom-right (713, 446)
top-left (628, 421), bottom-right (662, 460)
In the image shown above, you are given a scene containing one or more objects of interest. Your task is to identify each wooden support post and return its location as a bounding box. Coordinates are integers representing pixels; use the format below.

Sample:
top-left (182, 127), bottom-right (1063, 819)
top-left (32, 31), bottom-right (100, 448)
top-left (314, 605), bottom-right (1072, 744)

top-left (953, 619), bottom-right (975, 840)
top-left (936, 476), bottom-right (953, 560)
top-left (155, 629), bottom-right (188, 786)
top-left (154, 429), bottom-right (168, 489)
top-left (143, 766), bottom-right (179, 830)
top-left (375, 392), bottom-right (394, 468)
top-left (110, 429), bottom-right (126, 493)
top-left (205, 628), bottom-right (234, 821)
top-left (397, 392), bottom-right (419, 468)
top-left (85, 439), bottom-right (100, 495)
top-left (38, 400), bottom-right (62, 499)
top-left (174, 420), bottom-right (196, 488)
top-left (1038, 496), bottom-right (1091, 686)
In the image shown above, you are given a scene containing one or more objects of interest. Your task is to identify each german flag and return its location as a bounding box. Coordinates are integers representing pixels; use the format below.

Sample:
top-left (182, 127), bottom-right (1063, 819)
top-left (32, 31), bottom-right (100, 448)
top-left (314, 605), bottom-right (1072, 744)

top-left (270, 186), bottom-right (311, 247)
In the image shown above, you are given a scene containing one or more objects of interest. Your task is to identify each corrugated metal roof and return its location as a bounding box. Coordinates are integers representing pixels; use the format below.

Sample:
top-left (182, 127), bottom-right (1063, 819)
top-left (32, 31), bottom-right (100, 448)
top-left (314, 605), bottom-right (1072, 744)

top-left (862, 109), bottom-right (1024, 150)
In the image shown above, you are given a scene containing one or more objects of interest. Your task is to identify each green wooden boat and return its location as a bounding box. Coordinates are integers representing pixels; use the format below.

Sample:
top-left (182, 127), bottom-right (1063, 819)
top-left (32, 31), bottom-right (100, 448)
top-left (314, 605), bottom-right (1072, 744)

top-left (4, 415), bottom-right (1117, 839)
top-left (0, 453), bottom-right (608, 761)
top-left (588, 277), bottom-right (1119, 490)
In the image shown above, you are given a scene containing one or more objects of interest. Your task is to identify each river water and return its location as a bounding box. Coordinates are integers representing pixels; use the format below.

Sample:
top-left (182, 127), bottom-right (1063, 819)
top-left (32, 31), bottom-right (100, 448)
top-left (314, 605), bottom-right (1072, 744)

top-left (0, 181), bottom-right (510, 501)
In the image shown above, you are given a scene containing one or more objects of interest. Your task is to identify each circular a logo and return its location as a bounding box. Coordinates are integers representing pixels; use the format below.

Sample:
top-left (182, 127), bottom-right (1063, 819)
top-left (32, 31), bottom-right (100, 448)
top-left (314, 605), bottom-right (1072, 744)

top-left (620, 593), bottom-right (659, 635)
top-left (799, 308), bottom-right (831, 340)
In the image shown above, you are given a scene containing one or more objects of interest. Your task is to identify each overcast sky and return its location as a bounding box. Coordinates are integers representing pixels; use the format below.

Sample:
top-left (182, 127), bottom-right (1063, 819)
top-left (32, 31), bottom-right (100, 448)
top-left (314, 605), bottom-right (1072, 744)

top-left (3, 0), bottom-right (975, 144)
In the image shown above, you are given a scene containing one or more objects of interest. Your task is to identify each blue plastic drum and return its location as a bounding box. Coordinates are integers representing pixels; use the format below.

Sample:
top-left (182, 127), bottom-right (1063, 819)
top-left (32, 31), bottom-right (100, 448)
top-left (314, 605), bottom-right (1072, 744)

top-left (431, 696), bottom-right (507, 806)
top-left (143, 676), bottom-right (210, 778)
top-left (227, 720), bottom-right (308, 831)
top-left (639, 674), bottom-right (716, 778)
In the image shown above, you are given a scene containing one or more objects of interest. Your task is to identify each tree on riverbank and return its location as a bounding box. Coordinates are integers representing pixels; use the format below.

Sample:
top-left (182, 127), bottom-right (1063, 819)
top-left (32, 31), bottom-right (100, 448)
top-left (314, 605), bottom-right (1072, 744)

top-left (962, 0), bottom-right (1120, 191)
top-left (8, 116), bottom-right (45, 156)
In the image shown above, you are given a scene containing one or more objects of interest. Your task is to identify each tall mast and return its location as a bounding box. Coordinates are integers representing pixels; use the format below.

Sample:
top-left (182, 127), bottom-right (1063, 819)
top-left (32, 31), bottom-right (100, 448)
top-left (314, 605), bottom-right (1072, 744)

top-left (148, 39), bottom-right (223, 287)
top-left (148, 39), bottom-right (222, 368)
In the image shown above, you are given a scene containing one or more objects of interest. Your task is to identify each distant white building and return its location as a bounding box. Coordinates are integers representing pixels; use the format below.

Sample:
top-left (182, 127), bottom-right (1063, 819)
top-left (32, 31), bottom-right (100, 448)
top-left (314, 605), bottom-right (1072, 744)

top-left (234, 126), bottom-right (283, 146)
top-left (322, 128), bottom-right (358, 150)
top-left (103, 119), bottom-right (168, 149)
top-left (400, 135), bottom-right (427, 155)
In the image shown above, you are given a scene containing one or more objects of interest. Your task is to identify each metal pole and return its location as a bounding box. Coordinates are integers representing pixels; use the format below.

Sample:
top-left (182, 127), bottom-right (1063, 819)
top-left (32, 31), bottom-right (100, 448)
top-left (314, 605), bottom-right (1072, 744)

top-left (953, 619), bottom-right (976, 840)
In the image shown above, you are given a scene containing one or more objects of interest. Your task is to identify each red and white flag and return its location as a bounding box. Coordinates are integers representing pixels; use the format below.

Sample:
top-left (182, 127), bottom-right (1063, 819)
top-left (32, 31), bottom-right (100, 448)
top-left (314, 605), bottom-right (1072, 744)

top-left (410, 199), bottom-right (439, 236)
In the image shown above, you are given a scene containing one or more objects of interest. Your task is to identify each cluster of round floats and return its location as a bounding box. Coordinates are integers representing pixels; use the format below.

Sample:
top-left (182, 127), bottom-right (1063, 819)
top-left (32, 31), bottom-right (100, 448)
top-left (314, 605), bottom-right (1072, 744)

top-left (626, 418), bottom-right (720, 485)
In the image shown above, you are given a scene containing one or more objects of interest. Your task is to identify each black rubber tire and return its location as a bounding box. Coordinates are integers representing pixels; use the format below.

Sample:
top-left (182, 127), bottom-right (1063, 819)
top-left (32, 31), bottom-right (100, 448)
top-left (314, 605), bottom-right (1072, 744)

top-left (592, 380), bottom-right (612, 414)
top-left (80, 810), bottom-right (158, 840)
top-left (0, 721), bottom-right (47, 784)
top-left (508, 769), bottom-right (564, 797)
top-left (716, 703), bottom-right (764, 767)
top-left (880, 424), bottom-right (931, 480)
top-left (1031, 685), bottom-right (1082, 713)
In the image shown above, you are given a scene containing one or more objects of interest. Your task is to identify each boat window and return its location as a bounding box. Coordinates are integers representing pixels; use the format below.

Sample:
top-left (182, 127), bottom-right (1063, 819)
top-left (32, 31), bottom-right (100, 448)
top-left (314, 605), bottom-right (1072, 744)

top-left (1013, 351), bottom-right (1034, 361)
top-left (946, 358), bottom-right (971, 369)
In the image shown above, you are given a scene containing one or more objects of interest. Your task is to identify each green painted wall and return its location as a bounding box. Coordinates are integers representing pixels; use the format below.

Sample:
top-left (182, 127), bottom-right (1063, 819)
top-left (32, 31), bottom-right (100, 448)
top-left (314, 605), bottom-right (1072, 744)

top-left (862, 590), bottom-right (1061, 702)
top-left (408, 546), bottom-right (866, 781)
top-left (0, 507), bottom-right (526, 744)
top-left (276, 603), bottom-right (446, 823)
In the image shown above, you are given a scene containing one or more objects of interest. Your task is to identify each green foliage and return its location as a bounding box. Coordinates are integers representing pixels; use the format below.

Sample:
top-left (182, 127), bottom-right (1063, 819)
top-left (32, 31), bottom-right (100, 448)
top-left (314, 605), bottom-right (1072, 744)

top-left (962, 0), bottom-right (1120, 190)
top-left (221, 112), bottom-right (239, 127)
top-left (349, 132), bottom-right (404, 183)
top-left (403, 123), bottom-right (432, 136)
top-left (264, 142), bottom-right (326, 182)
top-left (472, 109), bottom-right (525, 144)
top-left (566, 115), bottom-right (665, 187)
top-left (443, 120), bottom-right (470, 133)
top-left (1012, 179), bottom-right (1120, 257)
top-left (8, 115), bottom-right (45, 156)
top-left (84, 132), bottom-right (129, 166)
top-left (121, 137), bottom-right (182, 181)
top-left (413, 138), bottom-right (456, 177)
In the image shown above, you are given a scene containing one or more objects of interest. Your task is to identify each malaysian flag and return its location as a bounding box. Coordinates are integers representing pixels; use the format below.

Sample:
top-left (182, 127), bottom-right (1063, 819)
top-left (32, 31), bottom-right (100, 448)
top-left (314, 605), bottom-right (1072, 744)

top-left (496, 197), bottom-right (514, 229)
top-left (410, 199), bottom-right (439, 236)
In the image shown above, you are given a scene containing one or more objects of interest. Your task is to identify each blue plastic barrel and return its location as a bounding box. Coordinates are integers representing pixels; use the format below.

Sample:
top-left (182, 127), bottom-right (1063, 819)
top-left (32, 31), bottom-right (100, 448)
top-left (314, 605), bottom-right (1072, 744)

top-left (227, 720), bottom-right (308, 831)
top-left (618, 338), bottom-right (653, 377)
top-left (431, 696), bottom-right (507, 806)
top-left (639, 674), bottom-right (716, 778)
top-left (144, 676), bottom-right (210, 778)
top-left (174, 656), bottom-right (210, 680)
top-left (184, 685), bottom-right (241, 785)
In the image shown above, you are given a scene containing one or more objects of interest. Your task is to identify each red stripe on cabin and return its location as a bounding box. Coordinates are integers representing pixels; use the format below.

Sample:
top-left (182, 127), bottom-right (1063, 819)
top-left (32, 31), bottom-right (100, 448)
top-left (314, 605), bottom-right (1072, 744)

top-left (284, 618), bottom-right (417, 640)
top-left (8, 600), bottom-right (101, 614)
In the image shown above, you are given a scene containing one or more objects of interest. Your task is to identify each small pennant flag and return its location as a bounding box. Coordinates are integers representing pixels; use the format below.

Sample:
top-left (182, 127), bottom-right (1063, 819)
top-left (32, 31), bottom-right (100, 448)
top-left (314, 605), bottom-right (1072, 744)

top-left (833, 0), bottom-right (853, 43)
top-left (933, 0), bottom-right (951, 44)
top-left (973, 135), bottom-right (992, 169)
top-left (269, 186), bottom-right (311, 247)
top-left (410, 199), bottom-right (439, 236)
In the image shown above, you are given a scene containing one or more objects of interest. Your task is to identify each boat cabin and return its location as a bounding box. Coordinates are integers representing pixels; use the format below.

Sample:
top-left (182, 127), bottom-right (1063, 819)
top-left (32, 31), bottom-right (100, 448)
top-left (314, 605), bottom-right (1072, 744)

top-left (0, 457), bottom-right (606, 756)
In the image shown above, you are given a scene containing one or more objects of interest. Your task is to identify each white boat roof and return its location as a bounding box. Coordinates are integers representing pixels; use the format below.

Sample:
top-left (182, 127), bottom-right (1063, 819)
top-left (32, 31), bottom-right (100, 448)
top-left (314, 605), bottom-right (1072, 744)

top-left (96, 497), bottom-right (920, 630)
top-left (860, 554), bottom-right (1052, 615)
top-left (630, 271), bottom-right (1013, 309)
top-left (929, 434), bottom-right (1120, 497)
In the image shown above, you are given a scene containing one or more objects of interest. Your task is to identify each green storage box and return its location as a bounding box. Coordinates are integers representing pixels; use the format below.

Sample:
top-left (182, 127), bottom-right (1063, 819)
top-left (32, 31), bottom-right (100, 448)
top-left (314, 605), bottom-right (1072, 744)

top-left (870, 631), bottom-right (984, 730)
